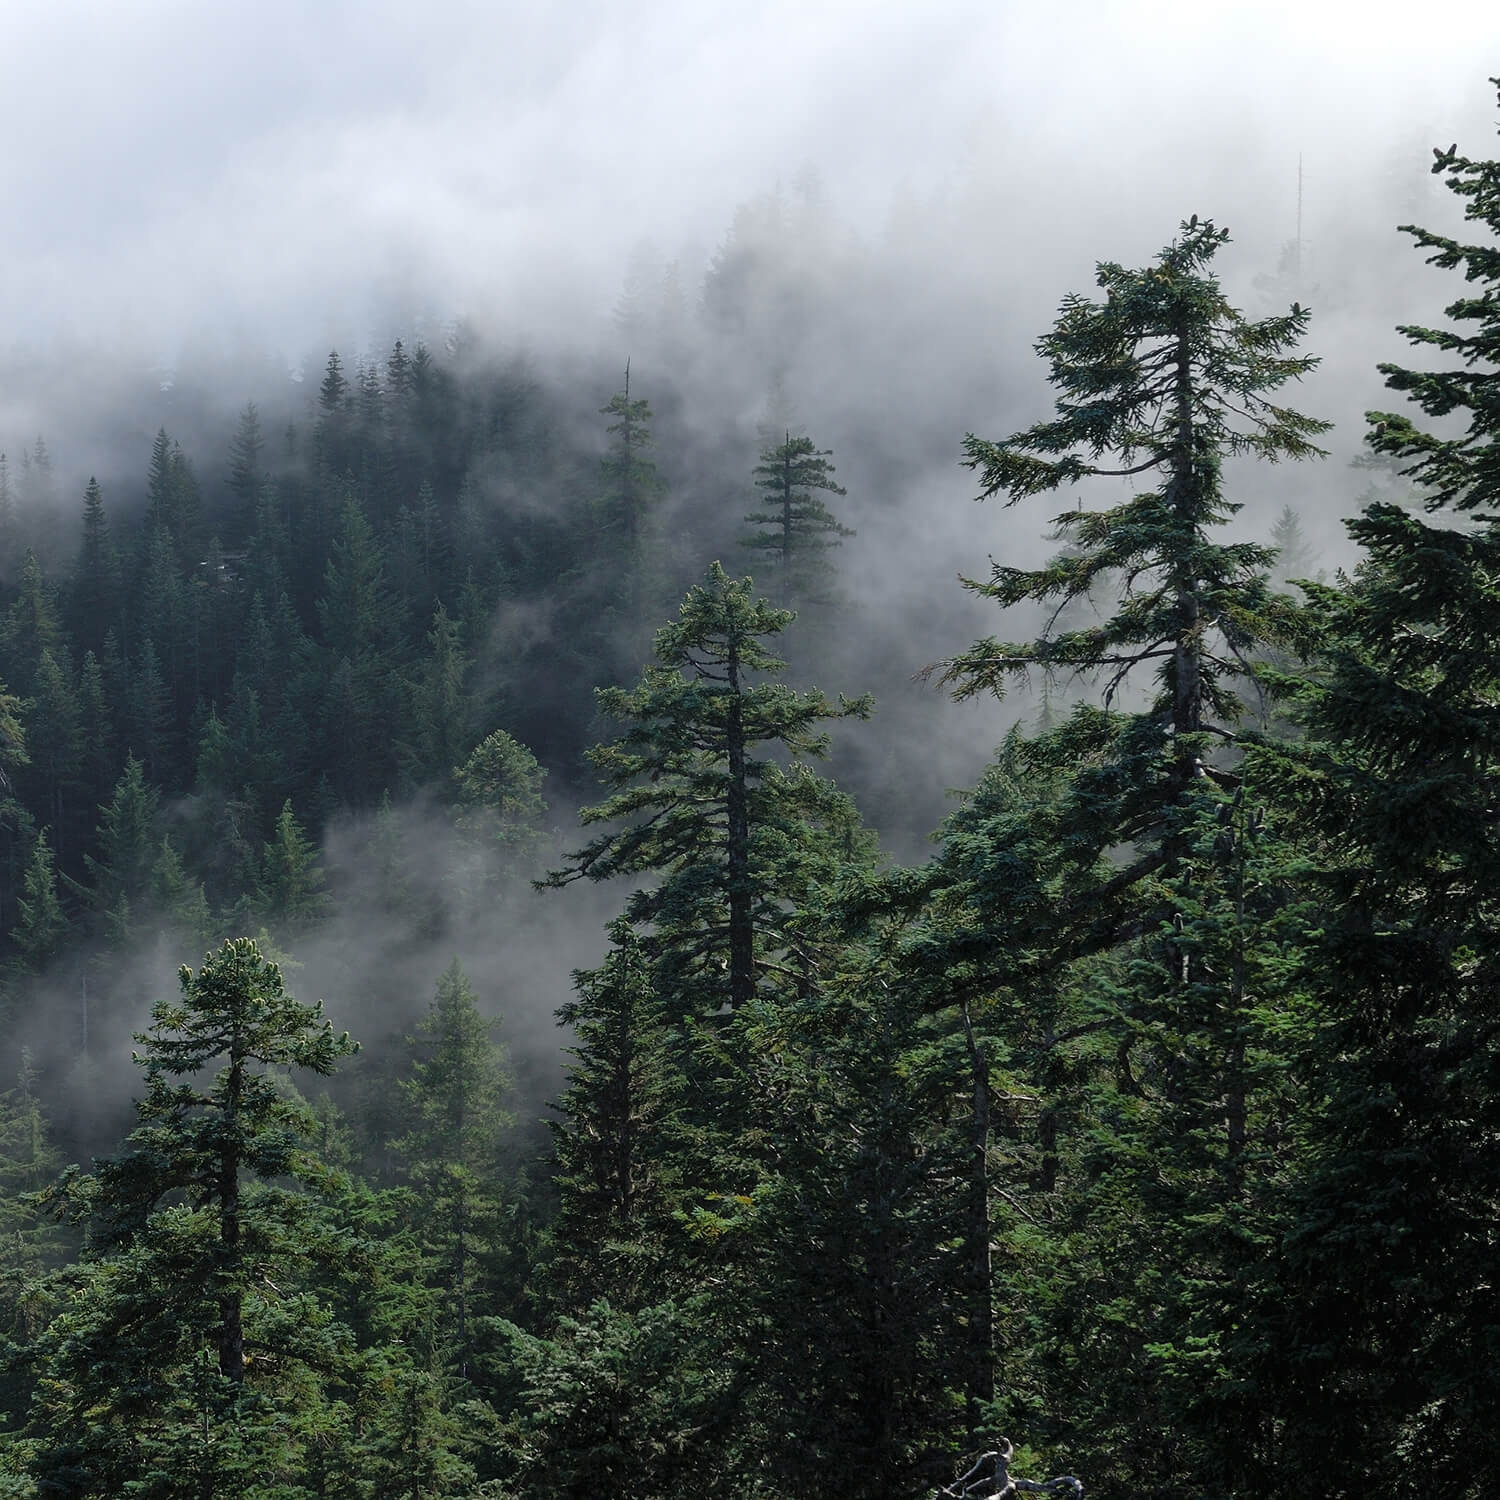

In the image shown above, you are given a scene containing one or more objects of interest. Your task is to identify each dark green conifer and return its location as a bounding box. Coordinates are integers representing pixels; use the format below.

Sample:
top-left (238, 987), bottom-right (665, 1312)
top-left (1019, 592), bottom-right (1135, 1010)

top-left (742, 432), bottom-right (851, 602)
top-left (544, 563), bottom-right (871, 1013)
top-left (1252, 92), bottom-right (1500, 1493)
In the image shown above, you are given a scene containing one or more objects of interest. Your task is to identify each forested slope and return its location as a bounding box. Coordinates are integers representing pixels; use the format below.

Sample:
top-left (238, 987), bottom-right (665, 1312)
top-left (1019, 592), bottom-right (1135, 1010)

top-left (0, 89), bottom-right (1493, 1500)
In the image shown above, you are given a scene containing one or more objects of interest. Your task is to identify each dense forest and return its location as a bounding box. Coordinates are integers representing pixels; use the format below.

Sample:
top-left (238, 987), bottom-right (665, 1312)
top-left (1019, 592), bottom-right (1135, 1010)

top-left (0, 80), bottom-right (1493, 1500)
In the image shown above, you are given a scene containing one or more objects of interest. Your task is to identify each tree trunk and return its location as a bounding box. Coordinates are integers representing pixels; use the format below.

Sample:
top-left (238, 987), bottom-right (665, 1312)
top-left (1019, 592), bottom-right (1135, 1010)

top-left (960, 999), bottom-right (995, 1433)
top-left (1169, 320), bottom-right (1203, 775)
top-left (219, 1053), bottom-right (245, 1384)
top-left (725, 646), bottom-right (753, 1010)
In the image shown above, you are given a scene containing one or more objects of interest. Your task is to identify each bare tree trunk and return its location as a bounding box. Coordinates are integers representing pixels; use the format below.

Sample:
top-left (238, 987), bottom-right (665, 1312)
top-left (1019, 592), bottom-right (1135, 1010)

top-left (961, 999), bottom-right (995, 1434)
top-left (725, 646), bottom-right (754, 1010)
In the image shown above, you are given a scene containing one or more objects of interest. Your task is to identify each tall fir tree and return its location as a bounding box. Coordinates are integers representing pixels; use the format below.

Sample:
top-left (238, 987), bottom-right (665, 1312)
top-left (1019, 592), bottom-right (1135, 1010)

top-left (742, 432), bottom-right (851, 603)
top-left (543, 562), bottom-right (871, 1014)
top-left (1247, 93), bottom-right (1500, 1493)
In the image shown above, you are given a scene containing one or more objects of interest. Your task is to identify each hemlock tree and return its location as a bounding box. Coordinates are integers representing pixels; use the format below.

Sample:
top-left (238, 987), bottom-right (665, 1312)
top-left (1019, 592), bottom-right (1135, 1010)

top-left (742, 433), bottom-right (851, 602)
top-left (542, 562), bottom-right (871, 1014)
top-left (925, 220), bottom-right (1331, 1492)
top-left (943, 217), bottom-right (1328, 844)
top-left (1251, 96), bottom-right (1500, 1493)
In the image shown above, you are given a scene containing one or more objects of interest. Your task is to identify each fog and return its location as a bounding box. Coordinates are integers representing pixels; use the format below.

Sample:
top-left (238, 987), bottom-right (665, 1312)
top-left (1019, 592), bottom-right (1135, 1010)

top-left (4, 1), bottom-right (1497, 1150)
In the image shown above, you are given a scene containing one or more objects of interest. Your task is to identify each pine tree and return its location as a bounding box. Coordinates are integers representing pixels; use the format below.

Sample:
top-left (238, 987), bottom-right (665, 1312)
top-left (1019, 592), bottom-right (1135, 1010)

top-left (742, 432), bottom-right (851, 602)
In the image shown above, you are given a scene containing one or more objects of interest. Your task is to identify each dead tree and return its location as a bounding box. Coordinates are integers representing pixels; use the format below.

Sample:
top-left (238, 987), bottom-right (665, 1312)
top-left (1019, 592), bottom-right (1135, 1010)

top-left (935, 1437), bottom-right (1082, 1499)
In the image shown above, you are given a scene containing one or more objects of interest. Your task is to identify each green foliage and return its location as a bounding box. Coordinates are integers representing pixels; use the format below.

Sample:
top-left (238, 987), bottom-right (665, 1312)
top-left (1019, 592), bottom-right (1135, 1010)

top-left (255, 800), bottom-right (329, 933)
top-left (453, 729), bottom-right (547, 862)
top-left (545, 562), bottom-right (871, 1014)
top-left (1246, 87), bottom-right (1500, 1493)
top-left (9, 832), bottom-right (67, 974)
top-left (393, 961), bottom-right (513, 1381)
top-left (742, 432), bottom-right (851, 602)
top-left (946, 217), bottom-right (1327, 787)
top-left (18, 939), bottom-right (361, 1495)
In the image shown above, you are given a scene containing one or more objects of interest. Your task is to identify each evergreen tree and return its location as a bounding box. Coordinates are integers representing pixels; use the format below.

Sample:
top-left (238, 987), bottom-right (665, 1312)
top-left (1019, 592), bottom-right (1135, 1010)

top-left (452, 727), bottom-right (547, 865)
top-left (9, 829), bottom-right (68, 973)
top-left (225, 401), bottom-right (264, 535)
top-left (549, 921), bottom-right (676, 1304)
top-left (393, 960), bottom-right (511, 1379)
top-left (70, 476), bottom-right (120, 659)
top-left (597, 368), bottom-right (666, 620)
top-left (543, 562), bottom-right (871, 1014)
top-left (1249, 96), bottom-right (1500, 1493)
top-left (403, 602), bottom-right (469, 790)
top-left (0, 550), bottom-right (65, 694)
top-left (84, 756), bottom-right (161, 938)
top-left (23, 649), bottom-right (83, 864)
top-left (941, 216), bottom-right (1328, 891)
top-left (0, 453), bottom-right (15, 578)
top-left (19, 938), bottom-right (358, 1495)
top-left (256, 799), bottom-right (329, 932)
top-left (1267, 502), bottom-right (1318, 586)
top-left (742, 432), bottom-right (851, 602)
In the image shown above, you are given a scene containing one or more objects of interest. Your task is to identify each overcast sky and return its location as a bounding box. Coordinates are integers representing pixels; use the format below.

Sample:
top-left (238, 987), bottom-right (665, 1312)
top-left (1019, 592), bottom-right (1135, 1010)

top-left (3, 0), bottom-right (1494, 356)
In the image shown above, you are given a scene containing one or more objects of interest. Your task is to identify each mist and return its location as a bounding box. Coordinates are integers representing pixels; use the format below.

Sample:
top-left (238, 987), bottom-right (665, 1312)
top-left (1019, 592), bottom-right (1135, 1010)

top-left (4, 0), bottom-right (1497, 1150)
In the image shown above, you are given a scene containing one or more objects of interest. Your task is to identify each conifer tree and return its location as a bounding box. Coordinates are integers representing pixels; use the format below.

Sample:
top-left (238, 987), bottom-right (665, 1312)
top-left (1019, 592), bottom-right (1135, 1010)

top-left (70, 476), bottom-right (120, 659)
top-left (597, 368), bottom-right (667, 619)
top-left (85, 755), bottom-right (160, 938)
top-left (1, 550), bottom-right (65, 694)
top-left (393, 960), bottom-right (511, 1378)
top-left (452, 728), bottom-right (547, 865)
top-left (23, 649), bottom-right (83, 862)
top-left (742, 432), bottom-right (851, 601)
top-left (256, 798), bottom-right (329, 932)
top-left (941, 217), bottom-right (1328, 893)
top-left (544, 563), bottom-right (871, 1013)
top-left (1249, 93), bottom-right (1500, 1493)
top-left (20, 938), bottom-right (358, 1494)
top-left (549, 920), bottom-right (676, 1302)
top-left (10, 830), bottom-right (68, 973)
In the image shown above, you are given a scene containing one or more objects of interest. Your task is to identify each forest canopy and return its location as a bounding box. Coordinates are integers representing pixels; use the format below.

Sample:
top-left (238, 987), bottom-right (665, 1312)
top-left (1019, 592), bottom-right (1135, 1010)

top-left (0, 77), bottom-right (1494, 1500)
